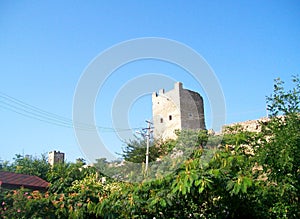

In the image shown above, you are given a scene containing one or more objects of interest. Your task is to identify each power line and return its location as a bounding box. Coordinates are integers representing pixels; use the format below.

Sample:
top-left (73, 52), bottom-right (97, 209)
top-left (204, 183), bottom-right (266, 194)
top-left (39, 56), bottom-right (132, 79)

top-left (0, 92), bottom-right (141, 133)
top-left (0, 102), bottom-right (74, 129)
top-left (0, 91), bottom-right (267, 133)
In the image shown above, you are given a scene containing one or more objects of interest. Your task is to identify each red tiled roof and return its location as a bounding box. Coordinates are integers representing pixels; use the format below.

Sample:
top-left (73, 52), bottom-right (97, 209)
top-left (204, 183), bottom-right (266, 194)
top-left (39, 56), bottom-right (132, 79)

top-left (0, 171), bottom-right (49, 190)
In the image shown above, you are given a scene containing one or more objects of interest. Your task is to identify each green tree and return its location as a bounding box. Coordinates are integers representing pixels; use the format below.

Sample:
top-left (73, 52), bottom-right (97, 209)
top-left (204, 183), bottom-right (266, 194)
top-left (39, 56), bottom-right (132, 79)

top-left (121, 137), bottom-right (175, 164)
top-left (0, 154), bottom-right (50, 180)
top-left (255, 76), bottom-right (300, 218)
top-left (47, 162), bottom-right (95, 194)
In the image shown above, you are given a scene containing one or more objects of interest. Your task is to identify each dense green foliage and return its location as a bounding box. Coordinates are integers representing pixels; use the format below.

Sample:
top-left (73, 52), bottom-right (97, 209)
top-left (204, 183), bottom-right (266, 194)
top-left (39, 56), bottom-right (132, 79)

top-left (0, 154), bottom-right (50, 180)
top-left (0, 76), bottom-right (299, 218)
top-left (121, 137), bottom-right (176, 163)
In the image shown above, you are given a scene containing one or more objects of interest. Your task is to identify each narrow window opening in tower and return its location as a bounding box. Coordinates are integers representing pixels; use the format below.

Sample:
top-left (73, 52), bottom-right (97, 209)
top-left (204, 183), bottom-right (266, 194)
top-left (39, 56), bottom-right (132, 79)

top-left (160, 118), bottom-right (163, 123)
top-left (169, 115), bottom-right (172, 120)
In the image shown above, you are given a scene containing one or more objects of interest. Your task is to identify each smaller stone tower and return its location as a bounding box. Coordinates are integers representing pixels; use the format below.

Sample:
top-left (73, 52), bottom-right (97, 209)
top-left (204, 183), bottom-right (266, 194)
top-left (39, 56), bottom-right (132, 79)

top-left (152, 82), bottom-right (205, 140)
top-left (48, 150), bottom-right (65, 166)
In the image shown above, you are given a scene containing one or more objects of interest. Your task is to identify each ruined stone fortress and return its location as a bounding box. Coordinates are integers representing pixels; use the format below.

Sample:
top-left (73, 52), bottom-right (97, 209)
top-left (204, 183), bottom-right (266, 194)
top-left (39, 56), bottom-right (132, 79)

top-left (152, 82), bottom-right (206, 139)
top-left (152, 82), bottom-right (267, 139)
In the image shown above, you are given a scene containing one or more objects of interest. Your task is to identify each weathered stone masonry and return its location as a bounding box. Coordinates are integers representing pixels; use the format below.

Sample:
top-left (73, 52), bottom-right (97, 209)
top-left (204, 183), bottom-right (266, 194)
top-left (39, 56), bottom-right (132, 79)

top-left (152, 82), bottom-right (206, 140)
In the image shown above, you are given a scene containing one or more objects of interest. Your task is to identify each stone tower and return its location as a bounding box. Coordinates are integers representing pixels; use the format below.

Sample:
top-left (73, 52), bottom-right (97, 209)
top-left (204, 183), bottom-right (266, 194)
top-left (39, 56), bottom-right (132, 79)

top-left (48, 150), bottom-right (65, 166)
top-left (152, 82), bottom-right (205, 140)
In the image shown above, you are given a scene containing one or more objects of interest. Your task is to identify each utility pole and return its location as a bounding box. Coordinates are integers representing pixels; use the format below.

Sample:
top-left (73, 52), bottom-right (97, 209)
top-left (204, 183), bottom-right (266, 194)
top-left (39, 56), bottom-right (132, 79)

top-left (136, 120), bottom-right (153, 173)
top-left (144, 120), bottom-right (153, 173)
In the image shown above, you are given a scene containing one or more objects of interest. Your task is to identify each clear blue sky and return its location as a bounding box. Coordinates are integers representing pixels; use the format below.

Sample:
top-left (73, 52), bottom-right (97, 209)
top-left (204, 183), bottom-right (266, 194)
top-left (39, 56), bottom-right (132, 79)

top-left (0, 1), bottom-right (299, 163)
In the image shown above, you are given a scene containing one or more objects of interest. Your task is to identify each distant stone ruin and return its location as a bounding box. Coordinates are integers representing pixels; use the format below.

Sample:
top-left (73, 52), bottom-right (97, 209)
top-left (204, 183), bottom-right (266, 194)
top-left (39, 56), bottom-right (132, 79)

top-left (152, 82), bottom-right (206, 140)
